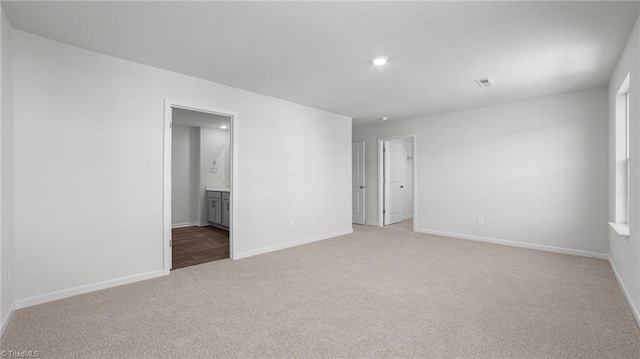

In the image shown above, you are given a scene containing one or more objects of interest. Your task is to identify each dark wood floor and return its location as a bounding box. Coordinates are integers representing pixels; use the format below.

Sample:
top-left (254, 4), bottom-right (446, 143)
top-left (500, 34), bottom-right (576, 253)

top-left (172, 226), bottom-right (229, 270)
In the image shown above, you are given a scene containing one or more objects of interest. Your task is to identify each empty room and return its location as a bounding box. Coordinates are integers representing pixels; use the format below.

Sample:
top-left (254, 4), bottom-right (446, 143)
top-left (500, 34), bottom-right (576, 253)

top-left (1, 1), bottom-right (639, 358)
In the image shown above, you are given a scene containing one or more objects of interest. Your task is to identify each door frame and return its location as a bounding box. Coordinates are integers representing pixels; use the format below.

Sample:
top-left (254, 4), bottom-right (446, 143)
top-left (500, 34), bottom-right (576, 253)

top-left (377, 134), bottom-right (417, 231)
top-left (163, 99), bottom-right (239, 274)
top-left (352, 141), bottom-right (366, 225)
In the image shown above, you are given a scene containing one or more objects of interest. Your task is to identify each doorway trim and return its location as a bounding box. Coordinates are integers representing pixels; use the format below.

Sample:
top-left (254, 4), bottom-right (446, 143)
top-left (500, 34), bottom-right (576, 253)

top-left (163, 99), bottom-right (239, 274)
top-left (377, 134), bottom-right (417, 232)
top-left (352, 141), bottom-right (366, 225)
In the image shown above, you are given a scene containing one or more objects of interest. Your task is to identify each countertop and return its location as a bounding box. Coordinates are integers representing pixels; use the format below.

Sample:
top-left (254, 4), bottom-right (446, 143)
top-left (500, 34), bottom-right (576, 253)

top-left (205, 186), bottom-right (230, 192)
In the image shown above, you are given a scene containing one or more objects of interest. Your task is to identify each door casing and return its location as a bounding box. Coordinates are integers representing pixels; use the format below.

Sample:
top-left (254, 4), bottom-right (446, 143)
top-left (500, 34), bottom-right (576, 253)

top-left (377, 134), bottom-right (417, 231)
top-left (352, 141), bottom-right (366, 225)
top-left (163, 99), bottom-right (239, 274)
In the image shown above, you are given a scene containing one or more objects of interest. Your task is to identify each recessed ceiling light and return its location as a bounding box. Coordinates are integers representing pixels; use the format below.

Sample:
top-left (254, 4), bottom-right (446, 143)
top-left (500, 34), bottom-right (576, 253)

top-left (220, 125), bottom-right (228, 129)
top-left (379, 116), bottom-right (389, 121)
top-left (372, 57), bottom-right (388, 66)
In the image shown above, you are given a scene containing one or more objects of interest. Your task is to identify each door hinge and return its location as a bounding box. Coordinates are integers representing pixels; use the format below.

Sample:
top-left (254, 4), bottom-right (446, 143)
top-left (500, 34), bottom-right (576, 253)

top-left (383, 147), bottom-right (386, 153)
top-left (383, 209), bottom-right (386, 214)
top-left (169, 121), bottom-right (172, 129)
top-left (169, 239), bottom-right (172, 247)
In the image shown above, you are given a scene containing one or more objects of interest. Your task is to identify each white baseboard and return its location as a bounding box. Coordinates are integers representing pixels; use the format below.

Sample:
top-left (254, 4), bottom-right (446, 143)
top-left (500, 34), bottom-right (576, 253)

top-left (415, 227), bottom-right (608, 260)
top-left (14, 269), bottom-right (165, 310)
top-left (402, 215), bottom-right (413, 221)
top-left (608, 256), bottom-right (640, 328)
top-left (1, 303), bottom-right (15, 338)
top-left (236, 228), bottom-right (353, 260)
top-left (172, 222), bottom-right (209, 229)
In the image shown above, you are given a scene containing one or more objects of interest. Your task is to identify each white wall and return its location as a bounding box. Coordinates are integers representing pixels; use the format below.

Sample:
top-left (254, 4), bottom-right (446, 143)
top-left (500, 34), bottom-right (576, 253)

top-left (12, 30), bottom-right (352, 304)
top-left (1, 9), bottom-right (15, 333)
top-left (171, 125), bottom-right (200, 226)
top-left (608, 15), bottom-right (640, 323)
top-left (404, 140), bottom-right (413, 219)
top-left (354, 86), bottom-right (609, 255)
top-left (200, 127), bottom-right (230, 188)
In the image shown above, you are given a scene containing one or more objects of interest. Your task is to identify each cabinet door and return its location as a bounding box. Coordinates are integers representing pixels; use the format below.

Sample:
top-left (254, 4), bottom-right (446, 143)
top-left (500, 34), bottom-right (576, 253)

top-left (208, 198), bottom-right (222, 224)
top-left (222, 199), bottom-right (230, 228)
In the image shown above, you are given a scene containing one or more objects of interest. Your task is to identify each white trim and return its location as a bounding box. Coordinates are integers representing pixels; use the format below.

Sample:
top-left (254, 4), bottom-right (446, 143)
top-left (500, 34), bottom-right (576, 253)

top-left (608, 256), bottom-right (640, 327)
top-left (235, 228), bottom-right (353, 260)
top-left (608, 222), bottom-right (630, 237)
top-left (415, 227), bottom-right (609, 259)
top-left (377, 140), bottom-right (383, 227)
top-left (163, 99), bottom-right (239, 275)
top-left (1, 303), bottom-right (15, 337)
top-left (364, 221), bottom-right (379, 226)
top-left (163, 99), bottom-right (172, 274)
top-left (171, 222), bottom-right (211, 229)
top-left (352, 141), bottom-right (366, 225)
top-left (412, 137), bottom-right (417, 233)
top-left (377, 134), bottom-right (417, 232)
top-left (14, 270), bottom-right (165, 310)
top-left (196, 127), bottom-right (203, 228)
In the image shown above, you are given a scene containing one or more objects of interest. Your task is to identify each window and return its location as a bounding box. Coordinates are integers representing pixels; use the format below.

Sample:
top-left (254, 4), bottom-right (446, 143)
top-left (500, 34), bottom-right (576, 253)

top-left (611, 73), bottom-right (631, 236)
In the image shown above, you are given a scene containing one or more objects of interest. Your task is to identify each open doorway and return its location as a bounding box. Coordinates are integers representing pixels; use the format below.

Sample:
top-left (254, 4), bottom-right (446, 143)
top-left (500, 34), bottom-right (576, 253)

top-left (163, 100), bottom-right (238, 274)
top-left (378, 135), bottom-right (416, 231)
top-left (171, 109), bottom-right (230, 269)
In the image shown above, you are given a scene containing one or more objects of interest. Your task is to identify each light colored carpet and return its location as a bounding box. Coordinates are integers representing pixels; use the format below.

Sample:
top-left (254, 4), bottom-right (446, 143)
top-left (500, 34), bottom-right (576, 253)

top-left (2, 221), bottom-right (639, 358)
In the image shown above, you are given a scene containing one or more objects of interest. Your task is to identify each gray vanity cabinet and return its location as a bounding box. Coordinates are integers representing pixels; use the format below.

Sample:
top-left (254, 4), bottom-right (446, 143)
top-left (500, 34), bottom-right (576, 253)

top-left (207, 190), bottom-right (229, 230)
top-left (222, 192), bottom-right (230, 228)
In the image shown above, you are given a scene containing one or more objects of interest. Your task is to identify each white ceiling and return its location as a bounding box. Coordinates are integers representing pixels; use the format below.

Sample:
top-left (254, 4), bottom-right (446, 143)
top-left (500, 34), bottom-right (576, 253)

top-left (4, 1), bottom-right (638, 126)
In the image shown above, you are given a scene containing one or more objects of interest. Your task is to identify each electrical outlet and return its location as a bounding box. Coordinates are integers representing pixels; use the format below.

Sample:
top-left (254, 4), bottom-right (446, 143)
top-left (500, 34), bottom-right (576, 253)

top-left (289, 220), bottom-right (295, 230)
top-left (477, 217), bottom-right (484, 225)
top-left (312, 218), bottom-right (317, 225)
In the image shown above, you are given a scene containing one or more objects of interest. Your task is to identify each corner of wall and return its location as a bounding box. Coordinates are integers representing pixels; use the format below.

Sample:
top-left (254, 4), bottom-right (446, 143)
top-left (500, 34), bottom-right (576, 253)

top-left (608, 255), bottom-right (640, 327)
top-left (0, 7), bottom-right (16, 336)
top-left (607, 13), bottom-right (640, 328)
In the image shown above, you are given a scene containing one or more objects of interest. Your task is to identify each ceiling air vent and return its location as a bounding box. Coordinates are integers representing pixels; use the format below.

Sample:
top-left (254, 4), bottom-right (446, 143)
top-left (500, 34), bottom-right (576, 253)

top-left (475, 77), bottom-right (495, 88)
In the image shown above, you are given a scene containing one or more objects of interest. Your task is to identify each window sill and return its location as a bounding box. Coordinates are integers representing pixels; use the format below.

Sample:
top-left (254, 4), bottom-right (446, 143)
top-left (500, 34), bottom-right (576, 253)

top-left (609, 222), bottom-right (630, 237)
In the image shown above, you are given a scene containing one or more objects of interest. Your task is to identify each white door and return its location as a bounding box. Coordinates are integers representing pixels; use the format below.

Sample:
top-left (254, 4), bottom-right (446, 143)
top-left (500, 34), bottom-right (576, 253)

top-left (384, 141), bottom-right (404, 225)
top-left (352, 141), bottom-right (366, 224)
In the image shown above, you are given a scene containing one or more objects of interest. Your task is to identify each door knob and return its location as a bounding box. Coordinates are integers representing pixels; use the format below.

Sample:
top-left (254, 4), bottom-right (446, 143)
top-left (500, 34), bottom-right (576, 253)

top-left (400, 185), bottom-right (404, 188)
top-left (359, 185), bottom-right (365, 189)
